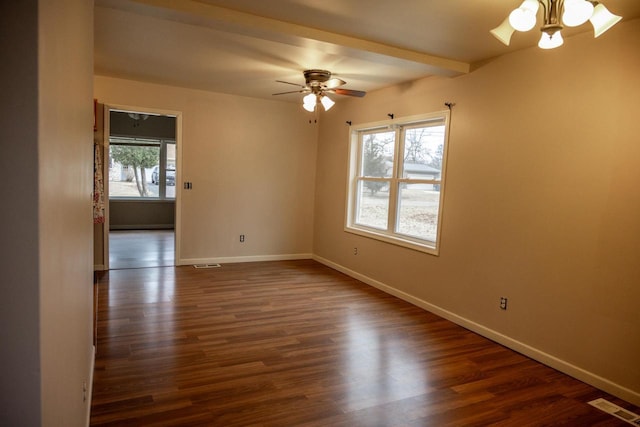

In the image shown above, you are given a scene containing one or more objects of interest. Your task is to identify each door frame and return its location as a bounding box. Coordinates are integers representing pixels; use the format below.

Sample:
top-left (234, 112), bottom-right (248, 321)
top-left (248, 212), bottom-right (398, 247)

top-left (102, 103), bottom-right (183, 269)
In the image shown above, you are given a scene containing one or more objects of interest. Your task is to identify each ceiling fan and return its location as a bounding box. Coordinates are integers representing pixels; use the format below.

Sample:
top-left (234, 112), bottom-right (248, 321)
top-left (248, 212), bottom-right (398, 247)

top-left (273, 69), bottom-right (366, 112)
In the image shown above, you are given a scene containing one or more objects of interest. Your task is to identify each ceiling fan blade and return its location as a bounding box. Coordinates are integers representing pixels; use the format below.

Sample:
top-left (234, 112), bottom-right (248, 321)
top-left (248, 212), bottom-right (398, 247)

top-left (272, 89), bottom-right (307, 96)
top-left (325, 78), bottom-right (346, 89)
top-left (276, 80), bottom-right (306, 88)
top-left (332, 88), bottom-right (366, 98)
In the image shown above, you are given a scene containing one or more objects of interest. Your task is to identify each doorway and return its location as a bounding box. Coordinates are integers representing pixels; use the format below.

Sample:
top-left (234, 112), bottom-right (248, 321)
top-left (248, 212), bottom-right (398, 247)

top-left (103, 106), bottom-right (181, 270)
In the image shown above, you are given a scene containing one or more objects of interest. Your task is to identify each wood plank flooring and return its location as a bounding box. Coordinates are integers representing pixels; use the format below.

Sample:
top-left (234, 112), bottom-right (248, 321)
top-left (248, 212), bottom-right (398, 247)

top-left (91, 260), bottom-right (638, 426)
top-left (109, 230), bottom-right (174, 269)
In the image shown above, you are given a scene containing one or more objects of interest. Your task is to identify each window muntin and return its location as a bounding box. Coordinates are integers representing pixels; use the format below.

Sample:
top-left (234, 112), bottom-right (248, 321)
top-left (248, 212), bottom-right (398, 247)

top-left (109, 137), bottom-right (176, 200)
top-left (346, 112), bottom-right (450, 254)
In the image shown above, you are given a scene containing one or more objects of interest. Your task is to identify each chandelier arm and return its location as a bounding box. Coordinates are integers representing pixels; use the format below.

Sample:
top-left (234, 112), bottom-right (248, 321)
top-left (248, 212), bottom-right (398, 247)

top-left (552, 0), bottom-right (564, 25)
top-left (538, 0), bottom-right (549, 24)
top-left (557, 0), bottom-right (566, 19)
top-left (539, 0), bottom-right (565, 31)
top-left (538, 0), bottom-right (565, 25)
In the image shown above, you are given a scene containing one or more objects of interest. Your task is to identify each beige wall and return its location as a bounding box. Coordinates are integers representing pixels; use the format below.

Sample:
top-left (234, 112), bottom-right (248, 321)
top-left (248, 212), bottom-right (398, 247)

top-left (313, 19), bottom-right (640, 404)
top-left (94, 76), bottom-right (318, 263)
top-left (38, 0), bottom-right (95, 425)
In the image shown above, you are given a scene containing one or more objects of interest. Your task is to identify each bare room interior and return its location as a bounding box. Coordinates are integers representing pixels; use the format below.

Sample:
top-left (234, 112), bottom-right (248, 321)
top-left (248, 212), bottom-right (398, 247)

top-left (2, 1), bottom-right (639, 426)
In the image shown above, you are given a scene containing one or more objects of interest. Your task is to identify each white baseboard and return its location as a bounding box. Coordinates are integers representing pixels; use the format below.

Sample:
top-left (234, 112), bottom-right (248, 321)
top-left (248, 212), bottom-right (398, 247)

top-left (313, 254), bottom-right (640, 407)
top-left (179, 253), bottom-right (313, 266)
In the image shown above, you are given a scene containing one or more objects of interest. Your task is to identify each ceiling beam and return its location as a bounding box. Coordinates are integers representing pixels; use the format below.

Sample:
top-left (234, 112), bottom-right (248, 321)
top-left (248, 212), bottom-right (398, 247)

top-left (115, 0), bottom-right (470, 76)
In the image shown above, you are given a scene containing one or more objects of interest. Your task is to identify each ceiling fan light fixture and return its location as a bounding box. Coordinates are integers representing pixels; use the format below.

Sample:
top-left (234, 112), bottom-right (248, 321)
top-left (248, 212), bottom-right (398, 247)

top-left (274, 70), bottom-right (366, 111)
top-left (589, 2), bottom-right (622, 37)
top-left (128, 113), bottom-right (150, 121)
top-left (320, 95), bottom-right (335, 111)
top-left (303, 93), bottom-right (317, 112)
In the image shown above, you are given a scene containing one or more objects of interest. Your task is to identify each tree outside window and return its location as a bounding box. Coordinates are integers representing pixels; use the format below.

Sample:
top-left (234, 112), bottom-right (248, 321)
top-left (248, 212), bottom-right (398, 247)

top-left (109, 138), bottom-right (175, 199)
top-left (110, 145), bottom-right (158, 197)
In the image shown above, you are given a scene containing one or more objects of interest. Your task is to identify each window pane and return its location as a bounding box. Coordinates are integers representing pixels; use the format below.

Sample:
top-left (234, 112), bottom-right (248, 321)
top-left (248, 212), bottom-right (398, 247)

top-left (347, 113), bottom-right (449, 254)
top-left (396, 186), bottom-right (440, 242)
top-left (361, 131), bottom-right (395, 178)
top-left (109, 145), bottom-right (159, 198)
top-left (403, 125), bottom-right (445, 180)
top-left (166, 142), bottom-right (176, 199)
top-left (356, 180), bottom-right (389, 230)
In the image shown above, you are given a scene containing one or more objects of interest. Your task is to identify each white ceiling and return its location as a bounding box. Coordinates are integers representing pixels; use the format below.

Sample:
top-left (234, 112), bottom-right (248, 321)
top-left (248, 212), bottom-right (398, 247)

top-left (94, 0), bottom-right (640, 103)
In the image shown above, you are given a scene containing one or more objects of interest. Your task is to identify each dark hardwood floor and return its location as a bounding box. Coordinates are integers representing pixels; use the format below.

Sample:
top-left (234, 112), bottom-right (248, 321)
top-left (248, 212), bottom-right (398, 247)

top-left (91, 260), bottom-right (638, 426)
top-left (109, 230), bottom-right (174, 269)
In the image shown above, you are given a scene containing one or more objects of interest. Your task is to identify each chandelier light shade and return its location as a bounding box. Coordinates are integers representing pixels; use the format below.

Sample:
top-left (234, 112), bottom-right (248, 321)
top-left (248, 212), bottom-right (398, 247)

top-left (562, 0), bottom-right (593, 26)
top-left (490, 18), bottom-right (517, 45)
top-left (491, 0), bottom-right (621, 49)
top-left (538, 28), bottom-right (564, 48)
top-left (509, 0), bottom-right (540, 31)
top-left (590, 3), bottom-right (623, 37)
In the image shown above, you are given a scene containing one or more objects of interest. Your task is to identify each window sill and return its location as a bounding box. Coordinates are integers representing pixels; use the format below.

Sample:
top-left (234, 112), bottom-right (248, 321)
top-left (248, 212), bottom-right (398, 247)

top-left (344, 225), bottom-right (439, 256)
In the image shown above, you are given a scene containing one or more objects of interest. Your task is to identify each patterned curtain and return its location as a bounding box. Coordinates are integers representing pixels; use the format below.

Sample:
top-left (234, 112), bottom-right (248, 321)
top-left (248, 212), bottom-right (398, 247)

top-left (93, 144), bottom-right (105, 224)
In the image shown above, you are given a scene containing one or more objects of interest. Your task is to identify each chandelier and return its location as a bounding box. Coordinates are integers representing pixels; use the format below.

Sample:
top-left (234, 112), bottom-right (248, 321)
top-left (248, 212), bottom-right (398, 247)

top-left (491, 0), bottom-right (621, 49)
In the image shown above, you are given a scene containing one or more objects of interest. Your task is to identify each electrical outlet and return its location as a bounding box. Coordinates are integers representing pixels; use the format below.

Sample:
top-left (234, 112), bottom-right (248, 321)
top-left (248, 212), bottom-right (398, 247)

top-left (500, 297), bottom-right (508, 310)
top-left (240, 234), bottom-right (245, 242)
top-left (353, 247), bottom-right (358, 255)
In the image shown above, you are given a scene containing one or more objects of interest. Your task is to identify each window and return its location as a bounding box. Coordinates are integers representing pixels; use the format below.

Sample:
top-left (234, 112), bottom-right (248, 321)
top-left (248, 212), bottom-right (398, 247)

top-left (109, 137), bottom-right (176, 199)
top-left (345, 112), bottom-right (450, 254)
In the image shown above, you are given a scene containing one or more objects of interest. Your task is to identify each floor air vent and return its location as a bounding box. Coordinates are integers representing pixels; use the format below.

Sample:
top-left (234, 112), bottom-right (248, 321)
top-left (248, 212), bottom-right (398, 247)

top-left (589, 398), bottom-right (640, 425)
top-left (193, 263), bottom-right (222, 269)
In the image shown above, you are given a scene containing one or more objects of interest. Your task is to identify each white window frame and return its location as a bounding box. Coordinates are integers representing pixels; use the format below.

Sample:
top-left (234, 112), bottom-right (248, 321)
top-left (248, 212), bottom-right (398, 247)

top-left (108, 137), bottom-right (176, 201)
top-left (345, 111), bottom-right (451, 255)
